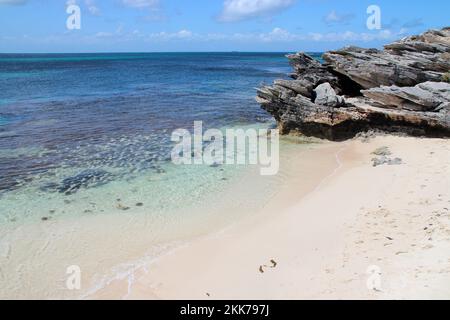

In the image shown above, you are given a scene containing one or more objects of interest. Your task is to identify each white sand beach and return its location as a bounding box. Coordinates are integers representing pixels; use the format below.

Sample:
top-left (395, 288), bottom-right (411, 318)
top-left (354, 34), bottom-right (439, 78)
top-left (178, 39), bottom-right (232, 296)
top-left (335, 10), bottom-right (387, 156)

top-left (88, 135), bottom-right (450, 300)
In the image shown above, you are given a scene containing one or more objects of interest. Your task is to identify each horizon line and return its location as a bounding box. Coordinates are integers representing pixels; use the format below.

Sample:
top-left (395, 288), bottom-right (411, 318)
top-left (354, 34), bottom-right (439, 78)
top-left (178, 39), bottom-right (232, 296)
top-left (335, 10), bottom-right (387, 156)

top-left (0, 50), bottom-right (329, 55)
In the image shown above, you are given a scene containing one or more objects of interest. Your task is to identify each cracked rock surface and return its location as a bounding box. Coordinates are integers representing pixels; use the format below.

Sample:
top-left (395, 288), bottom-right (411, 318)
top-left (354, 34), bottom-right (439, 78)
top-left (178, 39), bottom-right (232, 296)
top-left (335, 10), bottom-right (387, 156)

top-left (256, 27), bottom-right (450, 141)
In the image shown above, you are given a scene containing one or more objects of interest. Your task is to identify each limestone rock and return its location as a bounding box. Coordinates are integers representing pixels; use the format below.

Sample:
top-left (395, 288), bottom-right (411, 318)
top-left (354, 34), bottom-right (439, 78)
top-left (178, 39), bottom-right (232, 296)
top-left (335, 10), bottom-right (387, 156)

top-left (256, 27), bottom-right (450, 140)
top-left (313, 83), bottom-right (345, 107)
top-left (362, 82), bottom-right (450, 112)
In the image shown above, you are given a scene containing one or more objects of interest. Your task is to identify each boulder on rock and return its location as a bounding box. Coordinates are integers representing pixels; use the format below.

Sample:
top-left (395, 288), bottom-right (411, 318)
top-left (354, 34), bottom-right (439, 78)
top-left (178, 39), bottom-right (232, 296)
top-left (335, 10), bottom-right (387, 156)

top-left (313, 83), bottom-right (345, 107)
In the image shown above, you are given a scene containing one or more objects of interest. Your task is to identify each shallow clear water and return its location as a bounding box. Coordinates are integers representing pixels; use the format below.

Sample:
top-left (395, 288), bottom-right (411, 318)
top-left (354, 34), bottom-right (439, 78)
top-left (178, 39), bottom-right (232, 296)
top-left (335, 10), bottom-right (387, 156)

top-left (0, 53), bottom-right (298, 194)
top-left (0, 52), bottom-right (323, 298)
top-left (0, 52), bottom-right (323, 218)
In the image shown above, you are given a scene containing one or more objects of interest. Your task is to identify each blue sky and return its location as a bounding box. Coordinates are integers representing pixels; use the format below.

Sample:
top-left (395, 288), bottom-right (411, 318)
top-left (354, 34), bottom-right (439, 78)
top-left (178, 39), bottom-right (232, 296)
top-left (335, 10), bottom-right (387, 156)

top-left (0, 0), bottom-right (448, 52)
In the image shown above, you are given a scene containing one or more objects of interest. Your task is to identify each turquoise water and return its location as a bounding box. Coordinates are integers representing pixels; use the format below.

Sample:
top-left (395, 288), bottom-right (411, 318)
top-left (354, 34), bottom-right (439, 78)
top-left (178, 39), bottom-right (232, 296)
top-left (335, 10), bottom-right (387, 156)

top-left (0, 53), bottom-right (297, 193)
top-left (0, 52), bottom-right (324, 298)
top-left (0, 52), bottom-right (323, 210)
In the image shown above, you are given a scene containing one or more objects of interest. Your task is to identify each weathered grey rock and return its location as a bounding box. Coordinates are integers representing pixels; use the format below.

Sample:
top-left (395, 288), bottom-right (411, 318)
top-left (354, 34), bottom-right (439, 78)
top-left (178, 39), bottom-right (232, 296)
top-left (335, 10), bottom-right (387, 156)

top-left (256, 27), bottom-right (450, 140)
top-left (321, 29), bottom-right (450, 90)
top-left (314, 83), bottom-right (345, 107)
top-left (418, 82), bottom-right (450, 101)
top-left (281, 52), bottom-right (342, 96)
top-left (385, 28), bottom-right (450, 52)
top-left (274, 79), bottom-right (314, 97)
top-left (372, 156), bottom-right (403, 167)
top-left (322, 46), bottom-right (445, 89)
top-left (362, 82), bottom-right (450, 112)
top-left (372, 146), bottom-right (392, 157)
top-left (287, 52), bottom-right (321, 70)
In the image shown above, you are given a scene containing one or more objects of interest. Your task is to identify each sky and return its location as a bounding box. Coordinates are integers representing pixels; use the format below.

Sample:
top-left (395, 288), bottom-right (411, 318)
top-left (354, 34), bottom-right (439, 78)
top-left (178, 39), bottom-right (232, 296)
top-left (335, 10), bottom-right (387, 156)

top-left (0, 0), bottom-right (448, 53)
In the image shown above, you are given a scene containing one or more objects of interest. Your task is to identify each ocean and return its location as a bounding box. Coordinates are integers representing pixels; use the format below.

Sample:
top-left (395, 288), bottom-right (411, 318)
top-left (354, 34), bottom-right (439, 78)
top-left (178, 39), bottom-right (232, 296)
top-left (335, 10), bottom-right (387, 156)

top-left (0, 53), bottom-right (294, 191)
top-left (0, 52), bottom-right (322, 298)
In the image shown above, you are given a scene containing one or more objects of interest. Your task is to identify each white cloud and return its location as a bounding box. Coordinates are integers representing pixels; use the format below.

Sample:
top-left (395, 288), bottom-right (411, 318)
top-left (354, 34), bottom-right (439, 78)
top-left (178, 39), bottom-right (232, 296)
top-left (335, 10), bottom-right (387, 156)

top-left (122, 0), bottom-right (159, 8)
top-left (137, 28), bottom-right (401, 43)
top-left (12, 28), bottom-right (404, 48)
top-left (0, 0), bottom-right (27, 5)
top-left (146, 29), bottom-right (194, 41)
top-left (65, 0), bottom-right (100, 15)
top-left (258, 27), bottom-right (300, 42)
top-left (176, 30), bottom-right (193, 38)
top-left (218, 0), bottom-right (295, 22)
top-left (323, 10), bottom-right (355, 26)
top-left (308, 29), bottom-right (395, 42)
top-left (85, 0), bottom-right (100, 15)
top-left (249, 29), bottom-right (398, 43)
top-left (94, 31), bottom-right (113, 38)
top-left (122, 0), bottom-right (164, 21)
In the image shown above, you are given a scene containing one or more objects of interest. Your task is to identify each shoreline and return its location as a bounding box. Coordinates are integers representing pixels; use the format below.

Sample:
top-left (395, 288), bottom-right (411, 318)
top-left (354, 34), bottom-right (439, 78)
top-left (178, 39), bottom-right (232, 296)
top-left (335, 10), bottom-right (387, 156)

top-left (1, 134), bottom-right (448, 299)
top-left (86, 139), bottom-right (346, 299)
top-left (88, 134), bottom-right (450, 300)
top-left (0, 135), bottom-right (331, 299)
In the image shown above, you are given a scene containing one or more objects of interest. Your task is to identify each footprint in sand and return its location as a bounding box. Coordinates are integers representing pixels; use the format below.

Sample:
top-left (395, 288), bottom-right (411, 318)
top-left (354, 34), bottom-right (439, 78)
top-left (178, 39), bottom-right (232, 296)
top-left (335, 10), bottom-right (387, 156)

top-left (259, 259), bottom-right (278, 273)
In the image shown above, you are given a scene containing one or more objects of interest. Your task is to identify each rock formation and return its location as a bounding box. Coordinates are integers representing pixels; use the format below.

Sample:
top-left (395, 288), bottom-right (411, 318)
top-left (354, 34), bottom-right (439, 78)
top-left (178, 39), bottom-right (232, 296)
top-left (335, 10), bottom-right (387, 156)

top-left (256, 27), bottom-right (450, 140)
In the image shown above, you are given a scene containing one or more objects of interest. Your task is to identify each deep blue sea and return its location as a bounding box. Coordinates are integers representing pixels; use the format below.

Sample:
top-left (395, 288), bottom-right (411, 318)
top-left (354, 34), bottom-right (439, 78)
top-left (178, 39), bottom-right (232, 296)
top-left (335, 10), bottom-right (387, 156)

top-left (0, 52), bottom-right (308, 192)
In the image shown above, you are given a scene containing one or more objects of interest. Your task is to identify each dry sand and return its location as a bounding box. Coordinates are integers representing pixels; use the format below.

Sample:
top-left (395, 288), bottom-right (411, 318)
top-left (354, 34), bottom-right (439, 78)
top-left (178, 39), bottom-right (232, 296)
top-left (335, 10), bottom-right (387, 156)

top-left (90, 135), bottom-right (450, 300)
